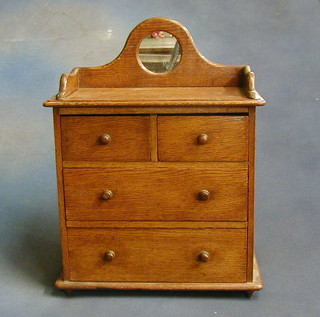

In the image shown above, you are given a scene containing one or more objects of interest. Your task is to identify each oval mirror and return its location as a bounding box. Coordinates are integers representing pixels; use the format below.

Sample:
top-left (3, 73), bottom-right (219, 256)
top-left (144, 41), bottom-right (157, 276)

top-left (139, 31), bottom-right (181, 73)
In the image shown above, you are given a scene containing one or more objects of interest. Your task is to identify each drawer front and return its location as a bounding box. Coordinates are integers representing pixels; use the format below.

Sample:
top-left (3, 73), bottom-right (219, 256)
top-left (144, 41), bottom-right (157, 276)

top-left (64, 165), bottom-right (248, 221)
top-left (68, 228), bottom-right (247, 282)
top-left (158, 115), bottom-right (248, 162)
top-left (61, 116), bottom-right (150, 161)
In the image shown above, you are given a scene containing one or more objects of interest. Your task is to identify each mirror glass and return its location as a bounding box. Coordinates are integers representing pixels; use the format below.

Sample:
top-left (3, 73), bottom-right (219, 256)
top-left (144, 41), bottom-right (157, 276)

top-left (139, 31), bottom-right (181, 73)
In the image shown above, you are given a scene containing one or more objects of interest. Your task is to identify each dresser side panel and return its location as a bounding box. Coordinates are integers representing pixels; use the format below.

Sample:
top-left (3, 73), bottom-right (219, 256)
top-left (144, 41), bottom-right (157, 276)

top-left (247, 107), bottom-right (256, 281)
top-left (53, 109), bottom-right (70, 280)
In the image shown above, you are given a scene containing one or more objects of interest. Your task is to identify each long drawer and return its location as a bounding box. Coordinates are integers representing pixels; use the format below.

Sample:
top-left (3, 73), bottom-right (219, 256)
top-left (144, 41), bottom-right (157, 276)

top-left (64, 165), bottom-right (248, 221)
top-left (68, 228), bottom-right (247, 282)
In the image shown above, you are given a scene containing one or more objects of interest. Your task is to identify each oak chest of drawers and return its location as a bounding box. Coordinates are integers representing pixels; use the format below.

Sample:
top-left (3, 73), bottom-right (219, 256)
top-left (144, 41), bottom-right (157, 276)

top-left (44, 18), bottom-right (266, 296)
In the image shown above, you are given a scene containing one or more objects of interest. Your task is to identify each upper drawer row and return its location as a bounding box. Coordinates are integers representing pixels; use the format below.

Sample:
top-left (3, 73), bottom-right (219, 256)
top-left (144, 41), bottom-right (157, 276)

top-left (61, 115), bottom-right (248, 162)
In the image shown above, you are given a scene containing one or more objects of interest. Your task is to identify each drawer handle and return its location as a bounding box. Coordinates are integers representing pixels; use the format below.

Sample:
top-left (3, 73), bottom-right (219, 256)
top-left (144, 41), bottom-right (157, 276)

top-left (198, 189), bottom-right (210, 201)
top-left (101, 189), bottom-right (114, 200)
top-left (100, 133), bottom-right (112, 145)
top-left (104, 250), bottom-right (115, 261)
top-left (197, 133), bottom-right (209, 145)
top-left (198, 251), bottom-right (210, 262)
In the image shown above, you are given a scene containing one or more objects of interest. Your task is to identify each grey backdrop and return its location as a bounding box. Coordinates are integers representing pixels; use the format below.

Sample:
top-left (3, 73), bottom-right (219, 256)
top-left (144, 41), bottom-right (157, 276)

top-left (1, 1), bottom-right (319, 316)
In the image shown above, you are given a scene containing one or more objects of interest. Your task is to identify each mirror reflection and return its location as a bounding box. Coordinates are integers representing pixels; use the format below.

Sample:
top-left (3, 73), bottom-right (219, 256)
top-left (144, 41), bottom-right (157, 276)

top-left (139, 31), bottom-right (181, 73)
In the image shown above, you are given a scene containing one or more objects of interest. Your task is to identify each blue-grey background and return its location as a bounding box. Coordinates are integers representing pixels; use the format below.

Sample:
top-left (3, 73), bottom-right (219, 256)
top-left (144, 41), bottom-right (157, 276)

top-left (1, 1), bottom-right (319, 316)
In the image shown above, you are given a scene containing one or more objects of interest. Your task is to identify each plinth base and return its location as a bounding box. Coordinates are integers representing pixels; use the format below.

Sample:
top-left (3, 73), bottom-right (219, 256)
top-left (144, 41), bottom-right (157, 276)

top-left (56, 253), bottom-right (263, 297)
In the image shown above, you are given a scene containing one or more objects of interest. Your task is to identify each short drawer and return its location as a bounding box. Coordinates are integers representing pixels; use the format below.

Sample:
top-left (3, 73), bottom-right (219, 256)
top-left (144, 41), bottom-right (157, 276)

top-left (68, 228), bottom-right (247, 282)
top-left (158, 115), bottom-right (248, 161)
top-left (64, 164), bottom-right (248, 221)
top-left (61, 115), bottom-right (150, 161)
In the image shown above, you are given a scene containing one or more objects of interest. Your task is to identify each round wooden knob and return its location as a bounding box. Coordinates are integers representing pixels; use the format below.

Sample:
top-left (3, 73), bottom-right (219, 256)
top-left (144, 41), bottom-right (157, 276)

top-left (104, 250), bottom-right (115, 261)
top-left (101, 189), bottom-right (113, 200)
top-left (198, 251), bottom-right (210, 262)
top-left (100, 133), bottom-right (112, 145)
top-left (197, 134), bottom-right (209, 145)
top-left (198, 189), bottom-right (210, 201)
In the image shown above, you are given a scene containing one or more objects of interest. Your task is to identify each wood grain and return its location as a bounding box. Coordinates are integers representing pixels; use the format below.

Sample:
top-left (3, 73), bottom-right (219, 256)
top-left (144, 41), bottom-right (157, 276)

top-left (77, 18), bottom-right (244, 89)
top-left (64, 166), bottom-right (248, 221)
top-left (59, 87), bottom-right (259, 101)
top-left (244, 65), bottom-right (264, 101)
top-left (158, 115), bottom-right (248, 162)
top-left (67, 228), bottom-right (247, 283)
top-left (247, 108), bottom-right (256, 281)
top-left (66, 221), bottom-right (247, 229)
top-left (61, 116), bottom-right (150, 161)
top-left (45, 17), bottom-right (266, 293)
top-left (53, 109), bottom-right (70, 280)
top-left (62, 161), bottom-right (248, 169)
top-left (149, 115), bottom-right (158, 161)
top-left (56, 68), bottom-right (79, 100)
top-left (42, 17), bottom-right (265, 104)
top-left (44, 87), bottom-right (265, 107)
top-left (56, 253), bottom-right (262, 291)
top-left (57, 106), bottom-right (250, 115)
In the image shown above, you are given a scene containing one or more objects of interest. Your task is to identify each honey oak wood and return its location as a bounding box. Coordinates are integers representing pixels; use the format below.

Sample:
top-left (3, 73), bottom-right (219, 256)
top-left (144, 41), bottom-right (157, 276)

top-left (56, 252), bottom-right (262, 291)
top-left (57, 107), bottom-right (250, 115)
top-left (55, 17), bottom-right (243, 93)
top-left (55, 253), bottom-right (262, 291)
top-left (158, 115), bottom-right (248, 162)
top-left (44, 87), bottom-right (265, 107)
top-left (61, 87), bottom-right (262, 103)
top-left (247, 107), bottom-right (256, 281)
top-left (67, 228), bottom-right (247, 283)
top-left (66, 221), bottom-right (248, 229)
top-left (53, 109), bottom-right (70, 280)
top-left (63, 166), bottom-right (248, 222)
top-left (45, 17), bottom-right (265, 295)
top-left (149, 115), bottom-right (158, 161)
top-left (77, 17), bottom-right (244, 89)
top-left (62, 161), bottom-right (248, 169)
top-left (49, 18), bottom-right (265, 103)
top-left (244, 65), bottom-right (263, 101)
top-left (56, 68), bottom-right (79, 100)
top-left (45, 98), bottom-right (264, 107)
top-left (61, 116), bottom-right (150, 162)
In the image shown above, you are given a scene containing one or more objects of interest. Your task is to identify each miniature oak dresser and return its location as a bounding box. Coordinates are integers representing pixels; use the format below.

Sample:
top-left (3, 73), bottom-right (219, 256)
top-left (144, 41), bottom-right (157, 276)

top-left (44, 17), bottom-right (266, 297)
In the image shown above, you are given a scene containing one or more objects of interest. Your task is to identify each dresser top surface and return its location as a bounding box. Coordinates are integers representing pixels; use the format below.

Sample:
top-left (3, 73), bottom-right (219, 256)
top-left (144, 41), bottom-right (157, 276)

top-left (44, 87), bottom-right (265, 107)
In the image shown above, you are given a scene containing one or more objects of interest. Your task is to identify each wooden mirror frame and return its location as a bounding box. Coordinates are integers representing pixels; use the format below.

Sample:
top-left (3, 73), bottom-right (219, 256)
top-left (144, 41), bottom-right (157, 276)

top-left (55, 17), bottom-right (263, 102)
